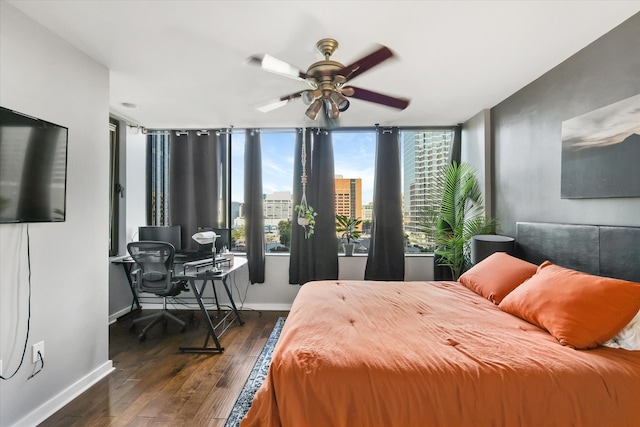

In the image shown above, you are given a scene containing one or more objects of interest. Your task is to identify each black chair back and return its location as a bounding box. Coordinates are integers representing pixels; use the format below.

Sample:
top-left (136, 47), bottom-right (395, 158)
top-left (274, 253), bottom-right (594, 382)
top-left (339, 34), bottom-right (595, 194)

top-left (127, 241), bottom-right (176, 295)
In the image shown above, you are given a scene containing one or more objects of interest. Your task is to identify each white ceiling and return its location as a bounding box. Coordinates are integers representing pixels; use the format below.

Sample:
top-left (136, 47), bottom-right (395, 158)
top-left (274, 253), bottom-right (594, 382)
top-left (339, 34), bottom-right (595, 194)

top-left (8, 1), bottom-right (640, 130)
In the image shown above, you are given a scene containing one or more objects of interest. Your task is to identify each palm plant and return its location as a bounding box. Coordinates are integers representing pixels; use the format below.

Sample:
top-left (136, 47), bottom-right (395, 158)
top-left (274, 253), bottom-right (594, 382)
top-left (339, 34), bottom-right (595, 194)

top-left (421, 162), bottom-right (496, 280)
top-left (335, 214), bottom-right (362, 244)
top-left (336, 214), bottom-right (362, 256)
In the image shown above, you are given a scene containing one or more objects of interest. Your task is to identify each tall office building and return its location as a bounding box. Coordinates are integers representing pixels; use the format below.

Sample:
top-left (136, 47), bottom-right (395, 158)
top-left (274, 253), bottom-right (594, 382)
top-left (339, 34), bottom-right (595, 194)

top-left (335, 176), bottom-right (362, 228)
top-left (362, 202), bottom-right (373, 222)
top-left (263, 191), bottom-right (292, 231)
top-left (403, 131), bottom-right (452, 244)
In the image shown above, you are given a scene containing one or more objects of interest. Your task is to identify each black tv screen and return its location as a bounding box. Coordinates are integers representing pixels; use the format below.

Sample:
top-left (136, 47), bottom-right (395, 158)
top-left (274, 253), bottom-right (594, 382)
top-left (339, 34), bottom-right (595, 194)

top-left (0, 106), bottom-right (68, 223)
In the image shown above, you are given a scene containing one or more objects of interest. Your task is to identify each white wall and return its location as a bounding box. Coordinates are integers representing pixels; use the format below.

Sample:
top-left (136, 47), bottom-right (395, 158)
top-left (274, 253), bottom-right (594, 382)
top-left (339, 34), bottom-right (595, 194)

top-left (0, 3), bottom-right (112, 426)
top-left (462, 110), bottom-right (492, 218)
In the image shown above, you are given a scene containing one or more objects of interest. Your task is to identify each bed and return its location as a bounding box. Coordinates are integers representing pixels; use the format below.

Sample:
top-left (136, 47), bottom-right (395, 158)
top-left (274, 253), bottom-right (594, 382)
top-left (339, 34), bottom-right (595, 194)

top-left (241, 222), bottom-right (640, 427)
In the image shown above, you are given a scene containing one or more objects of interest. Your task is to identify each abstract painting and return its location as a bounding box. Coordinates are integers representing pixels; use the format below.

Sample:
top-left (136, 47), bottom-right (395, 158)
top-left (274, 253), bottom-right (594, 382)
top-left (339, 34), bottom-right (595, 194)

top-left (561, 93), bottom-right (640, 199)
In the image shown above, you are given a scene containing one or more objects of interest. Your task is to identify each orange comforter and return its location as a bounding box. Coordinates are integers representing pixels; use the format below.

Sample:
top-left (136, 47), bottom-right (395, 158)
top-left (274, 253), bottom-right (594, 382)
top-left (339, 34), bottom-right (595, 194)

top-left (241, 280), bottom-right (640, 427)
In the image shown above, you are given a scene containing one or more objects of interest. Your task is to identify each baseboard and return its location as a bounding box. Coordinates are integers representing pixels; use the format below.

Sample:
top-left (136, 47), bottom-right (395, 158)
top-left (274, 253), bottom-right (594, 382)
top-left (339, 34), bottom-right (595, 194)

top-left (109, 306), bottom-right (133, 324)
top-left (108, 302), bottom-right (292, 325)
top-left (238, 303), bottom-right (292, 312)
top-left (12, 361), bottom-right (114, 427)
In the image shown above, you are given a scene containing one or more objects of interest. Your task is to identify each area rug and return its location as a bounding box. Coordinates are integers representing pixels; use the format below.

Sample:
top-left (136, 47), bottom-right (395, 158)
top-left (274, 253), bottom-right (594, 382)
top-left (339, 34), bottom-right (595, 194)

top-left (224, 316), bottom-right (286, 427)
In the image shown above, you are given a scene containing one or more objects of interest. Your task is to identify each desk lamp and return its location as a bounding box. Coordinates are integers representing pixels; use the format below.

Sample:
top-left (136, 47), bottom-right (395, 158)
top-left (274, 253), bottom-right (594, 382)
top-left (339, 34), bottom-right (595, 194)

top-left (192, 231), bottom-right (218, 270)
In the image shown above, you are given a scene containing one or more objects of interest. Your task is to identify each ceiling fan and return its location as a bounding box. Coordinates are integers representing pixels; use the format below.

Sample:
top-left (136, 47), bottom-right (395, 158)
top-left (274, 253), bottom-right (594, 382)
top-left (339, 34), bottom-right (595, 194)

top-left (247, 38), bottom-right (410, 125)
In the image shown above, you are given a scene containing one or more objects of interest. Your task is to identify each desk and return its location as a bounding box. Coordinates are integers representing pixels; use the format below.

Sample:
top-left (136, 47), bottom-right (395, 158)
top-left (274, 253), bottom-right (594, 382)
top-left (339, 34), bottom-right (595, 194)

top-left (179, 256), bottom-right (247, 353)
top-left (111, 252), bottom-right (213, 318)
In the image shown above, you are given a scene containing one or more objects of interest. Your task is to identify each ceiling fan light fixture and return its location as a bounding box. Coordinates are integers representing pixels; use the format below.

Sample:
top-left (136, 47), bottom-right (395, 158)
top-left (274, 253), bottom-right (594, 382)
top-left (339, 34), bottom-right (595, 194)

top-left (330, 91), bottom-right (350, 112)
top-left (326, 99), bottom-right (340, 119)
top-left (302, 89), bottom-right (321, 105)
top-left (305, 99), bottom-right (323, 120)
top-left (302, 91), bottom-right (314, 105)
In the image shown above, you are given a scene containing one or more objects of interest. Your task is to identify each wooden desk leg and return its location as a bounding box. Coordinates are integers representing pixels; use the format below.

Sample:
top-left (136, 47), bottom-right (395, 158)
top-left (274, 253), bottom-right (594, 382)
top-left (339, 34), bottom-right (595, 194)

top-left (179, 279), bottom-right (224, 353)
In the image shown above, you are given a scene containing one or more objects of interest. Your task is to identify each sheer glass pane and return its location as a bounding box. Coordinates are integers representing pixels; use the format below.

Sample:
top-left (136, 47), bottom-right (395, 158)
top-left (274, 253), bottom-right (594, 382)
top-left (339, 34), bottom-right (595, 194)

top-left (402, 130), bottom-right (452, 252)
top-left (333, 131), bottom-right (375, 254)
top-left (262, 131), bottom-right (295, 253)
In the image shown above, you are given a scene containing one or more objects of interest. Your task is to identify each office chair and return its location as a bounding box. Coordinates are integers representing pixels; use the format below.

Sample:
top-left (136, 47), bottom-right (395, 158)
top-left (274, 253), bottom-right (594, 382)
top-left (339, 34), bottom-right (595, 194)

top-left (127, 241), bottom-right (193, 341)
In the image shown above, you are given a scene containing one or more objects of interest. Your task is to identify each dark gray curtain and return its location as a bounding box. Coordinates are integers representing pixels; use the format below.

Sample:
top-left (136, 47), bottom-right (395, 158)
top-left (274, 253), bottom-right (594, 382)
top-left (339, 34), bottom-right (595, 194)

top-left (365, 127), bottom-right (405, 281)
top-left (289, 129), bottom-right (338, 284)
top-left (308, 130), bottom-right (339, 280)
top-left (435, 124), bottom-right (463, 280)
top-left (244, 129), bottom-right (265, 283)
top-left (169, 131), bottom-right (220, 251)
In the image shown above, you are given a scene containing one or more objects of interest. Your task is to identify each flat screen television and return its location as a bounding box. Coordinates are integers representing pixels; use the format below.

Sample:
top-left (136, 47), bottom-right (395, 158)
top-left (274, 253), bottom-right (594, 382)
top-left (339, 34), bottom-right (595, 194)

top-left (0, 106), bottom-right (69, 223)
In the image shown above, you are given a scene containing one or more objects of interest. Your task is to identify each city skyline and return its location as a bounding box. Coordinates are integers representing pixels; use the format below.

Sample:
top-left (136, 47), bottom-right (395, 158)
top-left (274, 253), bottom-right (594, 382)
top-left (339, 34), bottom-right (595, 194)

top-left (231, 131), bottom-right (377, 205)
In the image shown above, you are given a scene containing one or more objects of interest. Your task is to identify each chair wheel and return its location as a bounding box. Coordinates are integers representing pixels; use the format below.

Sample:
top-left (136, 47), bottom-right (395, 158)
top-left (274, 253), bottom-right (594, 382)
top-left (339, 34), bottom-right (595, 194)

top-left (138, 333), bottom-right (146, 342)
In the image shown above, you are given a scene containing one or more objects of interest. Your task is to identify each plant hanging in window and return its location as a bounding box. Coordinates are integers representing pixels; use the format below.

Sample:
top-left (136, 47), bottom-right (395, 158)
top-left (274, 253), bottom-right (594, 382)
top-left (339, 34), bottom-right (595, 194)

top-left (294, 129), bottom-right (316, 238)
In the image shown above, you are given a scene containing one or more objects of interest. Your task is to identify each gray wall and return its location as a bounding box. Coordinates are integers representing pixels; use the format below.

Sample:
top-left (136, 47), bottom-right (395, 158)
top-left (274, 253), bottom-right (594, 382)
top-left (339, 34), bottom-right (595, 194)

top-left (0, 4), bottom-right (112, 426)
top-left (491, 13), bottom-right (640, 237)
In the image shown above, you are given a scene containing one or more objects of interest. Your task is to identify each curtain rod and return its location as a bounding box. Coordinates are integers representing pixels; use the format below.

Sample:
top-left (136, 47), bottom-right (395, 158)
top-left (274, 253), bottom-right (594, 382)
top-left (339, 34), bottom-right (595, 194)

top-left (142, 124), bottom-right (458, 136)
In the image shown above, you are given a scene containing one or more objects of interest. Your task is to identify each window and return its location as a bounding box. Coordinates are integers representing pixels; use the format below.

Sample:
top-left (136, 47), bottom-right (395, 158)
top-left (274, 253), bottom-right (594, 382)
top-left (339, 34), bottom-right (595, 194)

top-left (148, 127), bottom-right (451, 255)
top-left (231, 130), bottom-right (295, 253)
top-left (146, 133), bottom-right (170, 226)
top-left (109, 119), bottom-right (120, 256)
top-left (402, 130), bottom-right (452, 252)
top-left (333, 131), bottom-right (375, 254)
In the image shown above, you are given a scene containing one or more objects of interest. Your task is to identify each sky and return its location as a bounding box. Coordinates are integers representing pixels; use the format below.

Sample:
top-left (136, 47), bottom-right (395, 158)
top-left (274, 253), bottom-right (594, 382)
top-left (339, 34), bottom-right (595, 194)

top-left (231, 130), bottom-right (378, 204)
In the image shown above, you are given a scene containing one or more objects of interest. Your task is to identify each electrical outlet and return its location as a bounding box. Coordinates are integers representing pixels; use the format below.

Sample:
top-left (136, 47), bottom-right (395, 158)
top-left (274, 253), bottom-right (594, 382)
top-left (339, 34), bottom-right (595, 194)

top-left (32, 341), bottom-right (44, 364)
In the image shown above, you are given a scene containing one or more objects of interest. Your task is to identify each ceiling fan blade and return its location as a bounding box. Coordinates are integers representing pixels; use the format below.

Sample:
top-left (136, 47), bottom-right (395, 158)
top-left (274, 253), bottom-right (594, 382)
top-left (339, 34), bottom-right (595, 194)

top-left (245, 54), bottom-right (307, 81)
top-left (342, 86), bottom-right (410, 110)
top-left (335, 45), bottom-right (394, 82)
top-left (256, 91), bottom-right (304, 113)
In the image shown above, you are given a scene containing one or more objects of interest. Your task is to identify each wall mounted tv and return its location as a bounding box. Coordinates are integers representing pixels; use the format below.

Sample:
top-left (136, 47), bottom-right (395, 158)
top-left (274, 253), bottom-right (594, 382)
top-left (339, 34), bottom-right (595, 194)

top-left (0, 106), bottom-right (69, 223)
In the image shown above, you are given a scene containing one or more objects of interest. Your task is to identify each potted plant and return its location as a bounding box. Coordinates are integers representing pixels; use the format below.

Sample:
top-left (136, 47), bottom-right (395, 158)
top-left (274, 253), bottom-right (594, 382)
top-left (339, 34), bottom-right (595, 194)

top-left (336, 214), bottom-right (362, 256)
top-left (295, 203), bottom-right (317, 239)
top-left (421, 162), bottom-right (497, 280)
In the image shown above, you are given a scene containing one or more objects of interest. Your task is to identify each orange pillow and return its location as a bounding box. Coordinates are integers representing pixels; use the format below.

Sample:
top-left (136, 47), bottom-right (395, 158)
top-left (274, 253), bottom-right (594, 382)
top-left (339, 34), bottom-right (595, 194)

top-left (499, 261), bottom-right (640, 349)
top-left (459, 252), bottom-right (537, 304)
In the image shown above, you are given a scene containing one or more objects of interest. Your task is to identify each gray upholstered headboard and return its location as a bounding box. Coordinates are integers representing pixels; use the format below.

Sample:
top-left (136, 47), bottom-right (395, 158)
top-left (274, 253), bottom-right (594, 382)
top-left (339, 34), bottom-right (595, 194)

top-left (515, 222), bottom-right (640, 283)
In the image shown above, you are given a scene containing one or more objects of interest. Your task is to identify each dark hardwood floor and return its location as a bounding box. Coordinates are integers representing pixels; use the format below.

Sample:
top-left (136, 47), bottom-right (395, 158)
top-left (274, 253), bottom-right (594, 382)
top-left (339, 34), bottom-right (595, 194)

top-left (39, 309), bottom-right (287, 427)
